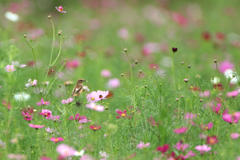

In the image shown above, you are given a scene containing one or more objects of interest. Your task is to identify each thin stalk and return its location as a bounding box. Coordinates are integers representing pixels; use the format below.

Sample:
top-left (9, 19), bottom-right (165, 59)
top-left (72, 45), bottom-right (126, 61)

top-left (172, 53), bottom-right (176, 90)
top-left (49, 35), bottom-right (63, 66)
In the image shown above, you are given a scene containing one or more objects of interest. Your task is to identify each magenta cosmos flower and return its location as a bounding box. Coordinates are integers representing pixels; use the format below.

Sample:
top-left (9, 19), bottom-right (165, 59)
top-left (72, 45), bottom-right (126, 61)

top-left (156, 144), bottom-right (169, 154)
top-left (66, 60), bottom-right (79, 68)
top-left (55, 6), bottom-right (66, 13)
top-left (231, 133), bottom-right (239, 139)
top-left (39, 109), bottom-right (52, 119)
top-left (227, 90), bottom-right (239, 97)
top-left (56, 144), bottom-right (76, 157)
top-left (222, 112), bottom-right (240, 124)
top-left (101, 69), bottom-right (111, 77)
top-left (195, 145), bottom-right (211, 154)
top-left (174, 127), bottom-right (188, 134)
top-left (69, 113), bottom-right (91, 123)
top-left (85, 102), bottom-right (104, 112)
top-left (174, 140), bottom-right (189, 151)
top-left (218, 60), bottom-right (234, 73)
top-left (29, 124), bottom-right (44, 129)
top-left (212, 103), bottom-right (221, 115)
top-left (90, 125), bottom-right (101, 131)
top-left (137, 141), bottom-right (150, 149)
top-left (21, 112), bottom-right (32, 121)
top-left (107, 78), bottom-right (120, 89)
top-left (199, 91), bottom-right (211, 97)
top-left (86, 90), bottom-right (109, 102)
top-left (61, 98), bottom-right (73, 104)
top-left (5, 64), bottom-right (16, 72)
top-left (50, 137), bottom-right (64, 143)
top-left (206, 136), bottom-right (219, 145)
top-left (148, 116), bottom-right (159, 127)
top-left (200, 122), bottom-right (213, 131)
top-left (116, 109), bottom-right (131, 119)
top-left (37, 98), bottom-right (50, 106)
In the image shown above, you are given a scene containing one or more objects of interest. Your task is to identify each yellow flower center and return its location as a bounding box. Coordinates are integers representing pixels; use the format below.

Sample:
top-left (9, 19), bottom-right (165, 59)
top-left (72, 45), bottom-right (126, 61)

top-left (93, 127), bottom-right (97, 130)
top-left (91, 97), bottom-right (95, 100)
top-left (209, 139), bottom-right (215, 144)
top-left (9, 69), bottom-right (12, 71)
top-left (121, 113), bottom-right (126, 117)
top-left (54, 139), bottom-right (58, 142)
top-left (206, 127), bottom-right (208, 130)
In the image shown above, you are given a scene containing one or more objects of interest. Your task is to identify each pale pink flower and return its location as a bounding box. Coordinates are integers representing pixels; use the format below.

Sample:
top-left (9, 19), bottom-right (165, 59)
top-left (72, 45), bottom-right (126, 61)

top-left (136, 141), bottom-right (150, 149)
top-left (174, 141), bottom-right (189, 151)
top-left (12, 61), bottom-right (26, 68)
top-left (231, 133), bottom-right (239, 139)
top-left (37, 98), bottom-right (50, 106)
top-left (118, 28), bottom-right (129, 39)
top-left (80, 154), bottom-right (95, 160)
top-left (183, 150), bottom-right (196, 159)
top-left (5, 64), bottom-right (16, 72)
top-left (28, 29), bottom-right (44, 40)
top-left (61, 98), bottom-right (73, 104)
top-left (55, 6), bottom-right (66, 13)
top-left (200, 122), bottom-right (213, 131)
top-left (25, 79), bottom-right (37, 87)
top-left (66, 60), bottom-right (80, 68)
top-left (51, 115), bottom-right (60, 121)
top-left (86, 102), bottom-right (104, 112)
top-left (7, 154), bottom-right (26, 160)
top-left (172, 12), bottom-right (188, 27)
top-left (199, 91), bottom-right (211, 97)
top-left (86, 90), bottom-right (109, 102)
top-left (50, 137), bottom-right (64, 143)
top-left (174, 127), bottom-right (188, 134)
top-left (39, 109), bottom-right (52, 119)
top-left (195, 145), bottom-right (211, 154)
top-left (99, 151), bottom-right (109, 159)
top-left (101, 69), bottom-right (111, 77)
top-left (29, 124), bottom-right (44, 129)
top-left (56, 144), bottom-right (76, 157)
top-left (107, 78), bottom-right (120, 88)
top-left (219, 60), bottom-right (234, 73)
top-left (142, 43), bottom-right (160, 56)
top-left (45, 127), bottom-right (55, 133)
top-left (227, 90), bottom-right (239, 97)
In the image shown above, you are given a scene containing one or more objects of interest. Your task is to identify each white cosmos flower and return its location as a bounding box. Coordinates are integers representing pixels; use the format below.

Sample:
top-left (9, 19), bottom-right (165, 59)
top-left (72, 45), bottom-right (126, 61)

top-left (224, 69), bottom-right (239, 84)
top-left (12, 61), bottom-right (26, 68)
top-left (210, 77), bottom-right (220, 84)
top-left (74, 149), bottom-right (85, 156)
top-left (5, 11), bottom-right (19, 22)
top-left (14, 92), bottom-right (30, 101)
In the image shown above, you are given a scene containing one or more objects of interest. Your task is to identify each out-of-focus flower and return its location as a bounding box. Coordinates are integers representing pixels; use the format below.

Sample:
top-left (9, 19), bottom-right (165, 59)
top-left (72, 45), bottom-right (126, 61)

top-left (149, 63), bottom-right (159, 70)
top-left (74, 149), bottom-right (85, 156)
top-left (39, 109), bottom-right (52, 119)
top-left (148, 116), bottom-right (159, 126)
top-left (29, 124), bottom-right (45, 129)
top-left (213, 103), bottom-right (222, 114)
top-left (172, 12), bottom-right (188, 27)
top-left (101, 70), bottom-right (111, 77)
top-left (86, 90), bottom-right (109, 102)
top-left (66, 60), bottom-right (80, 68)
top-left (90, 125), bottom-right (101, 131)
top-left (40, 157), bottom-right (51, 160)
top-left (45, 127), bottom-right (55, 133)
top-left (21, 112), bottom-right (32, 121)
top-left (137, 142), bottom-right (150, 149)
top-left (64, 81), bottom-right (74, 86)
top-left (50, 137), bottom-right (64, 143)
top-left (107, 78), bottom-right (120, 89)
top-left (231, 133), bottom-right (239, 139)
top-left (5, 64), bottom-right (16, 72)
top-left (195, 145), bottom-right (211, 154)
top-left (174, 127), bottom-right (188, 134)
top-left (222, 112), bottom-right (240, 124)
top-left (227, 90), bottom-right (239, 97)
top-left (199, 91), bottom-right (211, 97)
top-left (99, 151), bottom-right (109, 159)
top-left (25, 79), bottom-right (37, 87)
top-left (0, 140), bottom-right (6, 149)
top-left (42, 81), bottom-right (49, 86)
top-left (86, 102), bottom-right (104, 112)
top-left (200, 122), bottom-right (213, 131)
top-left (167, 152), bottom-right (185, 160)
top-left (5, 11), bottom-right (19, 22)
top-left (183, 150), bottom-right (196, 159)
top-left (14, 92), bottom-right (30, 101)
top-left (224, 69), bottom-right (239, 84)
top-left (116, 109), bottom-right (131, 119)
top-left (156, 144), bottom-right (169, 154)
top-left (55, 6), bottom-right (67, 13)
top-left (33, 88), bottom-right (47, 95)
top-left (202, 32), bottom-right (211, 41)
top-left (2, 100), bottom-right (11, 110)
top-left (199, 133), bottom-right (207, 139)
top-left (142, 43), bottom-right (160, 56)
top-left (174, 140), bottom-right (189, 151)
top-left (7, 154), bottom-right (26, 159)
top-left (12, 61), bottom-right (26, 68)
top-left (206, 136), bottom-right (219, 145)
top-left (28, 29), bottom-right (44, 40)
top-left (69, 113), bottom-right (91, 123)
top-left (10, 138), bottom-right (18, 144)
top-left (219, 60), bottom-right (234, 73)
top-left (210, 77), bottom-right (220, 84)
top-left (80, 154), bottom-right (95, 160)
top-left (61, 98), bottom-right (73, 104)
top-left (56, 144), bottom-right (76, 157)
top-left (118, 28), bottom-right (129, 39)
top-left (37, 98), bottom-right (50, 106)
top-left (51, 115), bottom-right (60, 122)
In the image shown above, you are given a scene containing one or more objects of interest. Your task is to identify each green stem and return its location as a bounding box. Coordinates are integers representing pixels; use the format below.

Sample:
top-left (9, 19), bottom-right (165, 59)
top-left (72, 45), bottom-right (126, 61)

top-left (49, 35), bottom-right (62, 66)
top-left (172, 53), bottom-right (176, 91)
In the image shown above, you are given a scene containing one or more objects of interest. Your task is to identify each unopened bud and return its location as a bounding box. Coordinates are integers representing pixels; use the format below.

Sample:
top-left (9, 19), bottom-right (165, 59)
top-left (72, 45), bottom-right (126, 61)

top-left (121, 73), bottom-right (124, 77)
top-left (214, 59), bottom-right (217, 63)
top-left (48, 15), bottom-right (51, 19)
top-left (124, 48), bottom-right (127, 52)
top-left (24, 34), bottom-right (27, 38)
top-left (135, 60), bottom-right (138, 64)
top-left (139, 70), bottom-right (142, 73)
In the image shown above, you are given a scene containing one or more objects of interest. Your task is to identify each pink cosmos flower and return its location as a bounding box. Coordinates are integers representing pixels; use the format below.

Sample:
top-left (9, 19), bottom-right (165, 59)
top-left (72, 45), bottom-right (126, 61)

top-left (50, 137), bottom-right (64, 143)
top-left (227, 90), bottom-right (239, 97)
top-left (213, 103), bottom-right (221, 114)
top-left (5, 64), bottom-right (16, 72)
top-left (12, 61), bottom-right (26, 68)
top-left (156, 144), bottom-right (169, 154)
top-left (101, 69), bottom-right (111, 77)
top-left (184, 113), bottom-right (197, 125)
top-left (56, 144), bottom-right (76, 157)
top-left (90, 125), bottom-right (101, 131)
top-left (45, 127), bottom-right (55, 133)
top-left (167, 152), bottom-right (185, 160)
top-left (206, 136), bottom-right (219, 145)
top-left (218, 60), bottom-right (234, 73)
top-left (116, 109), bottom-right (131, 119)
top-left (29, 124), bottom-right (45, 129)
top-left (148, 116), bottom-right (159, 127)
top-left (40, 156), bottom-right (52, 160)
top-left (86, 90), bottom-right (109, 102)
top-left (231, 133), bottom-right (239, 139)
top-left (174, 141), bottom-right (189, 151)
top-left (86, 102), bottom-right (104, 112)
top-left (55, 6), bottom-right (66, 13)
top-left (37, 98), bottom-right (50, 106)
top-left (117, 28), bottom-right (129, 39)
top-left (195, 145), bottom-right (211, 154)
top-left (66, 60), bottom-right (79, 68)
top-left (7, 154), bottom-right (26, 160)
top-left (51, 115), bottom-right (60, 122)
top-left (80, 154), bottom-right (95, 160)
top-left (183, 150), bottom-right (196, 159)
top-left (200, 122), bottom-right (213, 131)
top-left (222, 112), bottom-right (240, 124)
top-left (99, 151), bottom-right (109, 159)
top-left (25, 79), bottom-right (37, 87)
top-left (39, 109), bottom-right (52, 119)
top-left (199, 133), bottom-right (207, 139)
top-left (136, 141), bottom-right (150, 149)
top-left (199, 91), bottom-right (211, 97)
top-left (174, 127), bottom-right (188, 134)
top-left (142, 43), bottom-right (160, 56)
top-left (21, 112), bottom-right (32, 121)
top-left (107, 78), bottom-right (120, 89)
top-left (172, 12), bottom-right (188, 27)
top-left (61, 98), bottom-right (73, 104)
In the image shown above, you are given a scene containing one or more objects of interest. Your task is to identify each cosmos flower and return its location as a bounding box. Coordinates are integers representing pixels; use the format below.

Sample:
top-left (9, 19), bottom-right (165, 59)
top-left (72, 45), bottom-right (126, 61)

top-left (224, 69), bottom-right (239, 84)
top-left (210, 77), bottom-right (220, 84)
top-left (136, 142), bottom-right (150, 149)
top-left (55, 6), bottom-right (67, 13)
top-left (183, 151), bottom-right (196, 159)
top-left (5, 11), bottom-right (19, 22)
top-left (117, 28), bottom-right (129, 39)
top-left (25, 79), bottom-right (37, 87)
top-left (107, 78), bottom-right (120, 89)
top-left (51, 115), bottom-right (60, 122)
top-left (231, 133), bottom-right (239, 139)
top-left (116, 109), bottom-right (131, 119)
top-left (86, 102), bottom-right (104, 112)
top-left (66, 60), bottom-right (80, 68)
top-left (174, 127), bottom-right (188, 134)
top-left (7, 154), bottom-right (26, 160)
top-left (21, 112), bottom-right (32, 121)
top-left (50, 137), bottom-right (64, 143)
top-left (156, 144), bottom-right (169, 154)
top-left (56, 144), bottom-right (76, 157)
top-left (86, 90), bottom-right (109, 102)
top-left (174, 141), bottom-right (189, 151)
top-left (195, 145), bottom-right (211, 154)
top-left (99, 151), bottom-right (109, 159)
top-left (200, 122), bottom-right (213, 131)
top-left (199, 91), bottom-right (211, 97)
top-left (39, 109), bottom-right (52, 119)
top-left (45, 127), bottom-right (55, 133)
top-left (212, 103), bottom-right (221, 114)
top-left (14, 92), bottom-right (30, 101)
top-left (5, 64), bottom-right (16, 72)
top-left (206, 136), bottom-right (219, 145)
top-left (80, 154), bottom-right (95, 160)
top-left (0, 140), bottom-right (6, 149)
top-left (29, 124), bottom-right (45, 129)
top-left (90, 125), bottom-right (101, 131)
top-left (37, 98), bottom-right (50, 106)
top-left (12, 61), bottom-right (26, 68)
top-left (226, 90), bottom-right (239, 97)
top-left (101, 69), bottom-right (112, 77)
top-left (61, 98), bottom-right (73, 104)
top-left (83, 86), bottom-right (90, 92)
top-left (42, 81), bottom-right (49, 86)
top-left (219, 60), bottom-right (234, 73)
